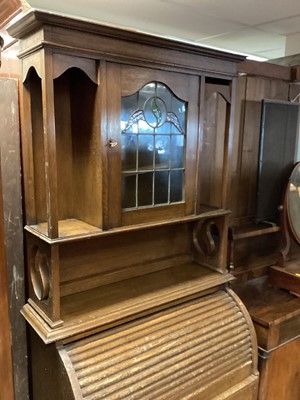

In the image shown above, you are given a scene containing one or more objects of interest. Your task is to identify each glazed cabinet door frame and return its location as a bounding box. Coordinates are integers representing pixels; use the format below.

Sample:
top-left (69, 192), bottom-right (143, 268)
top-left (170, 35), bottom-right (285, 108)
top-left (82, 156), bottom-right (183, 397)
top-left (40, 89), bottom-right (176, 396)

top-left (104, 62), bottom-right (200, 228)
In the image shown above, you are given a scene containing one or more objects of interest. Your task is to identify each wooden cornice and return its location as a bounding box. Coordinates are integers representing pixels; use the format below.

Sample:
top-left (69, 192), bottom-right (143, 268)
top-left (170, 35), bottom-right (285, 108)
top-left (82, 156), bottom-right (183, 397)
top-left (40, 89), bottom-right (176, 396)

top-left (8, 9), bottom-right (246, 64)
top-left (238, 59), bottom-right (292, 81)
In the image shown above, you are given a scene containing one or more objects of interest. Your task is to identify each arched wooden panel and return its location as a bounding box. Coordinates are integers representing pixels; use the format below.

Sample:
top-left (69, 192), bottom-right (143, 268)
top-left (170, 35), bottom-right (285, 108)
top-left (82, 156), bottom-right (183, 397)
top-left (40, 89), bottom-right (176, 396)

top-left (53, 53), bottom-right (97, 83)
top-left (200, 86), bottom-right (230, 208)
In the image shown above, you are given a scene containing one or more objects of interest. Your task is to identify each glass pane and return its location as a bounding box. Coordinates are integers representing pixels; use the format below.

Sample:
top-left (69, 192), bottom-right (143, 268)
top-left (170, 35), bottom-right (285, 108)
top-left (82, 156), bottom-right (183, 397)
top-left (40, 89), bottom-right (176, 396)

top-left (121, 81), bottom-right (187, 210)
top-left (155, 121), bottom-right (172, 134)
top-left (138, 118), bottom-right (154, 134)
top-left (138, 83), bottom-right (155, 109)
top-left (171, 135), bottom-right (184, 168)
top-left (138, 135), bottom-right (154, 170)
top-left (121, 134), bottom-right (137, 171)
top-left (170, 170), bottom-right (183, 202)
top-left (138, 172), bottom-right (153, 206)
top-left (122, 174), bottom-right (136, 209)
top-left (171, 97), bottom-right (186, 134)
top-left (155, 135), bottom-right (170, 169)
top-left (156, 83), bottom-right (172, 105)
top-left (121, 93), bottom-right (138, 132)
top-left (155, 171), bottom-right (169, 204)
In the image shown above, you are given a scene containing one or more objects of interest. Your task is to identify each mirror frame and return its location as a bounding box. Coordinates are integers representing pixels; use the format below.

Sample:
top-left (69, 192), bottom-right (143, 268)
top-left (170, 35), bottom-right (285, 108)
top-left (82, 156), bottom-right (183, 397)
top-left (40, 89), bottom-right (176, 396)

top-left (287, 162), bottom-right (300, 245)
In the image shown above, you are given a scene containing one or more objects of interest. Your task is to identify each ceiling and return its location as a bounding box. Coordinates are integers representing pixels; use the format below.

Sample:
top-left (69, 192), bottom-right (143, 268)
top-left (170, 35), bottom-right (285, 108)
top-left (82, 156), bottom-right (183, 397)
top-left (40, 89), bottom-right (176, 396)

top-left (4, 0), bottom-right (300, 61)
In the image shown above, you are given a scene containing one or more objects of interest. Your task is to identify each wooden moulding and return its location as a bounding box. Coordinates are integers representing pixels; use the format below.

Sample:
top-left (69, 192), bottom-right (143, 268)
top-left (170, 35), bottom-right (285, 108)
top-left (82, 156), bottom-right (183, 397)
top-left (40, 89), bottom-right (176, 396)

top-left (7, 10), bottom-right (245, 77)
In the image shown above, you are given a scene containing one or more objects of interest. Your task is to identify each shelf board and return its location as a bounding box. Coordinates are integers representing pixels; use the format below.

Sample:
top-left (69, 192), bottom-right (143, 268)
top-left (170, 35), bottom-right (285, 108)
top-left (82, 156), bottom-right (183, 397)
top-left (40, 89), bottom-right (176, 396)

top-left (28, 219), bottom-right (102, 239)
top-left (25, 208), bottom-right (230, 244)
top-left (231, 222), bottom-right (280, 240)
top-left (22, 264), bottom-right (233, 344)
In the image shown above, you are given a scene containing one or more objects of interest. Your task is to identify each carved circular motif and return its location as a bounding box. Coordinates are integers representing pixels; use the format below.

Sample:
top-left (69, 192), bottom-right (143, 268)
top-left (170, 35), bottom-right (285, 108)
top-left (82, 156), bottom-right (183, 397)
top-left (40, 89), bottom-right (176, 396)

top-left (30, 247), bottom-right (50, 301)
top-left (193, 220), bottom-right (220, 256)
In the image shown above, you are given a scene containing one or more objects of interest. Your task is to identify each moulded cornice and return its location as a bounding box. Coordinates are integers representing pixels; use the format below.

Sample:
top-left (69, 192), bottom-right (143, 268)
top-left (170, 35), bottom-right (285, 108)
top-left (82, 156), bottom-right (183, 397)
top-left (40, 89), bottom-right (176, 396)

top-left (8, 9), bottom-right (246, 64)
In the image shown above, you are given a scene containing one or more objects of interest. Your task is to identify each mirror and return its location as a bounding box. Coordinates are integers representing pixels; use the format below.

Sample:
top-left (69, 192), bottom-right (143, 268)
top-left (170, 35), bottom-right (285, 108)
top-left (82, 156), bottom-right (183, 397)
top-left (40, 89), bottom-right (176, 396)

top-left (287, 162), bottom-right (300, 244)
top-left (255, 99), bottom-right (300, 224)
top-left (269, 162), bottom-right (300, 296)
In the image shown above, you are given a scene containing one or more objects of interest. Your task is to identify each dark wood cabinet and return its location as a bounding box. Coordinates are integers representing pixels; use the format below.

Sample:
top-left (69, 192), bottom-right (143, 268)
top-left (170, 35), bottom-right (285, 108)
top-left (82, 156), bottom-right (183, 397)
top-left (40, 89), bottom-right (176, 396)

top-left (8, 10), bottom-right (259, 399)
top-left (227, 61), bottom-right (300, 399)
top-left (235, 277), bottom-right (300, 400)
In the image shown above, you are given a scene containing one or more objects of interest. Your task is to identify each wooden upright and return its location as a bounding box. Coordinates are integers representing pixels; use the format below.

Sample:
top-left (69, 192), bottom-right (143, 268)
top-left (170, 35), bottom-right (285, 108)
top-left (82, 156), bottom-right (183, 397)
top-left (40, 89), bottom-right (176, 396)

top-left (0, 162), bottom-right (14, 400)
top-left (0, 34), bottom-right (14, 400)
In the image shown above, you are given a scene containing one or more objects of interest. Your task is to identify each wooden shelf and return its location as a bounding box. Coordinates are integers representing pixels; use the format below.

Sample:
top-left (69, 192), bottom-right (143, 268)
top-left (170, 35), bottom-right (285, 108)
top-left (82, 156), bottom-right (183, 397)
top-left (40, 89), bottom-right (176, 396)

top-left (22, 264), bottom-right (233, 344)
top-left (231, 222), bottom-right (280, 240)
top-left (25, 208), bottom-right (230, 243)
top-left (28, 219), bottom-right (102, 239)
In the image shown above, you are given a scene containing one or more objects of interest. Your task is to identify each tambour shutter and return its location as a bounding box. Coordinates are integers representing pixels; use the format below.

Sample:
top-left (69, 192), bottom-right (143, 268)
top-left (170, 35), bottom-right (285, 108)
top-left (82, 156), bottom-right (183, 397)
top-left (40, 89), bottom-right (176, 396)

top-left (60, 290), bottom-right (258, 400)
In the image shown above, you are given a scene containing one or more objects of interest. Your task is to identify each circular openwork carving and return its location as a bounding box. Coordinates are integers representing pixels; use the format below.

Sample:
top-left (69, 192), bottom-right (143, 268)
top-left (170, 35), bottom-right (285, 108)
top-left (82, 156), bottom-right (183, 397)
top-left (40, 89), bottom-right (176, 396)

top-left (30, 247), bottom-right (50, 301)
top-left (193, 220), bottom-right (220, 256)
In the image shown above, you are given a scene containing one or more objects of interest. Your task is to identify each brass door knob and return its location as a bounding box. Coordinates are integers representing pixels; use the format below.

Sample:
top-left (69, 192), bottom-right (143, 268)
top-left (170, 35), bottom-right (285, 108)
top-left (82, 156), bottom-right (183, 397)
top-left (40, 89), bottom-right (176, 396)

top-left (107, 139), bottom-right (118, 148)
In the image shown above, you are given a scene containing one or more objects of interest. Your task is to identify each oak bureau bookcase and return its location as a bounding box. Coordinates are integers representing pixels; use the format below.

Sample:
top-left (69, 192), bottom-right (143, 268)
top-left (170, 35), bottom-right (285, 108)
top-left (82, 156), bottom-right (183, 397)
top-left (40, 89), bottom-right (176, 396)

top-left (9, 10), bottom-right (259, 399)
